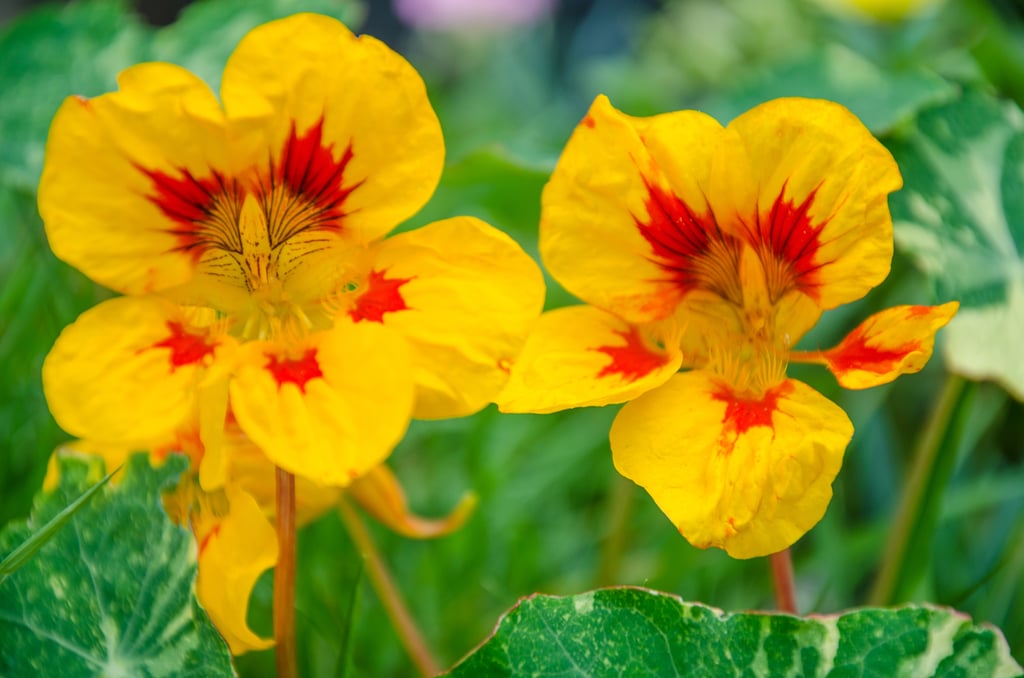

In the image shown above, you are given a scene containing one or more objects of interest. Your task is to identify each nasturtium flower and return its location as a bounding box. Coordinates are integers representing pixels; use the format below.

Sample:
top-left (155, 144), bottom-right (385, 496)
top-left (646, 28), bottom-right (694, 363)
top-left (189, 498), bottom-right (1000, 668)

top-left (40, 12), bottom-right (543, 487)
top-left (39, 13), bottom-right (543, 651)
top-left (498, 95), bottom-right (957, 559)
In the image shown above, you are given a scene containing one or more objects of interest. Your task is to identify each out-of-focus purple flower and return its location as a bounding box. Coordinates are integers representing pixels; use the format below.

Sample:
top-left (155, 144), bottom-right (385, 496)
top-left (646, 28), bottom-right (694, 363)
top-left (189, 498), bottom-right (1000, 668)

top-left (394, 0), bottom-right (557, 31)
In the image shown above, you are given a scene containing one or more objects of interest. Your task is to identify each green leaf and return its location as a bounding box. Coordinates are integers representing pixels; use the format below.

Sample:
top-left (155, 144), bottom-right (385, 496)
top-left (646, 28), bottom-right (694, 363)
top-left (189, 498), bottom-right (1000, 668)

top-left (0, 465), bottom-right (118, 583)
top-left (412, 146), bottom-right (552, 239)
top-left (447, 587), bottom-right (1022, 677)
top-left (702, 43), bottom-right (957, 134)
top-left (0, 0), bottom-right (150, 191)
top-left (0, 453), bottom-right (234, 677)
top-left (888, 88), bottom-right (1024, 400)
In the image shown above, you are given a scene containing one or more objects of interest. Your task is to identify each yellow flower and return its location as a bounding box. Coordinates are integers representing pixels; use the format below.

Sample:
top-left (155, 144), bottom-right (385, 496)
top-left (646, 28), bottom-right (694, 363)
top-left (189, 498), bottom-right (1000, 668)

top-left (39, 13), bottom-right (544, 487)
top-left (39, 13), bottom-right (543, 652)
top-left (498, 95), bottom-right (957, 559)
top-left (816, 0), bottom-right (942, 23)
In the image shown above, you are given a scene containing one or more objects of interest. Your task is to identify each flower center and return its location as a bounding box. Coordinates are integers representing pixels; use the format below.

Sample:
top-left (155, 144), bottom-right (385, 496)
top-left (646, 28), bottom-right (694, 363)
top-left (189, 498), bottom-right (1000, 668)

top-left (141, 117), bottom-right (359, 327)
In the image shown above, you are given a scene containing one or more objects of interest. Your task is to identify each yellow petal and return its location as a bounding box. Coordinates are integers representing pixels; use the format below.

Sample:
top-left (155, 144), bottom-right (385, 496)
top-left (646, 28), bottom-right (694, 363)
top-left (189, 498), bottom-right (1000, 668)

top-left (39, 63), bottom-right (240, 295)
top-left (819, 302), bottom-right (959, 389)
top-left (498, 306), bottom-right (682, 414)
top-left (224, 426), bottom-right (342, 525)
top-left (347, 465), bottom-right (476, 539)
top-left (610, 372), bottom-right (852, 559)
top-left (229, 322), bottom-right (414, 486)
top-left (42, 297), bottom-right (233, 447)
top-left (542, 95), bottom-right (726, 322)
top-left (193, 483), bottom-right (277, 654)
top-left (727, 98), bottom-right (902, 309)
top-left (221, 13), bottom-right (443, 244)
top-left (346, 217), bottom-right (545, 418)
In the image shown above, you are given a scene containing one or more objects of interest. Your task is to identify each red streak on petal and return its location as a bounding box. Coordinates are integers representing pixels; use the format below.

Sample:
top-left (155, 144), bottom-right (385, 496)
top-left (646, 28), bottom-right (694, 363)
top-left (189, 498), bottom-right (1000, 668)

top-left (582, 115), bottom-right (596, 129)
top-left (266, 348), bottom-right (323, 393)
top-left (150, 322), bottom-right (217, 372)
top-left (594, 327), bottom-right (668, 382)
top-left (907, 305), bottom-right (933, 318)
top-left (139, 165), bottom-right (240, 261)
top-left (276, 118), bottom-right (359, 233)
top-left (349, 269), bottom-right (414, 323)
top-left (757, 186), bottom-right (824, 297)
top-left (636, 179), bottom-right (721, 293)
top-left (198, 523), bottom-right (222, 557)
top-left (827, 330), bottom-right (915, 375)
top-left (712, 381), bottom-right (791, 438)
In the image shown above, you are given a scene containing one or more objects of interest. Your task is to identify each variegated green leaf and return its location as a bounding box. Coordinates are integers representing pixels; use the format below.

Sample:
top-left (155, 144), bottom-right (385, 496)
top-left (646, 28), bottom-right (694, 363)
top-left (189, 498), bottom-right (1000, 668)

top-left (0, 453), bottom-right (233, 677)
top-left (448, 587), bottom-right (1022, 677)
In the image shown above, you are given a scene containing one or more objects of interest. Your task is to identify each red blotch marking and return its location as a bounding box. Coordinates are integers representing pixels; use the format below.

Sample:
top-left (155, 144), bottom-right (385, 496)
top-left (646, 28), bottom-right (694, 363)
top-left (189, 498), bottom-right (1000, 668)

top-left (266, 348), bottom-right (323, 393)
top-left (139, 165), bottom-right (241, 260)
top-left (582, 115), bottom-right (596, 129)
top-left (349, 269), bottom-right (414, 323)
top-left (594, 326), bottom-right (668, 382)
top-left (756, 186), bottom-right (825, 297)
top-left (274, 118), bottom-right (360, 236)
top-left (150, 322), bottom-right (217, 372)
top-left (198, 524), bottom-right (221, 557)
top-left (827, 330), bottom-right (915, 376)
top-left (712, 381), bottom-right (792, 439)
top-left (636, 179), bottom-right (721, 293)
top-left (907, 305), bottom-right (933, 318)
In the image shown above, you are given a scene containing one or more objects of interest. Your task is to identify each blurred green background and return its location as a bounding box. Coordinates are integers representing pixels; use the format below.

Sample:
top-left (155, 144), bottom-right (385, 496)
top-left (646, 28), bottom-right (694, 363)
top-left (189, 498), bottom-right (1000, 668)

top-left (1, 0), bottom-right (1022, 674)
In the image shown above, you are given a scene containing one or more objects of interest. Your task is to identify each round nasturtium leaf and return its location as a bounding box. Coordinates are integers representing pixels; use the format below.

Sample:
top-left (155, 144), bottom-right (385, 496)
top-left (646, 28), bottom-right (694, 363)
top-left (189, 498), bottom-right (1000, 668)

top-left (447, 587), bottom-right (1022, 677)
top-left (889, 88), bottom-right (1024, 401)
top-left (0, 452), bottom-right (234, 677)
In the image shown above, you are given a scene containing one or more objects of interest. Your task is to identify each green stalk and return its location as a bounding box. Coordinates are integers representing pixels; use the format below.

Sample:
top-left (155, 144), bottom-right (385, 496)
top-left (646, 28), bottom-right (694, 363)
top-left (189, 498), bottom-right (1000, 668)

top-left (338, 496), bottom-right (440, 677)
top-left (869, 374), bottom-right (974, 605)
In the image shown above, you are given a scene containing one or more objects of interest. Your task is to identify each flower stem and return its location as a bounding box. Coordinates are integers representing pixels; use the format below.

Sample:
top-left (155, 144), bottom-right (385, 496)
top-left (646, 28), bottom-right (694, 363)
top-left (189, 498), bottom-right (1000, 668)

top-left (275, 467), bottom-right (298, 678)
top-left (770, 548), bottom-right (798, 614)
top-left (869, 374), bottom-right (972, 605)
top-left (596, 474), bottom-right (634, 586)
top-left (338, 495), bottom-right (440, 677)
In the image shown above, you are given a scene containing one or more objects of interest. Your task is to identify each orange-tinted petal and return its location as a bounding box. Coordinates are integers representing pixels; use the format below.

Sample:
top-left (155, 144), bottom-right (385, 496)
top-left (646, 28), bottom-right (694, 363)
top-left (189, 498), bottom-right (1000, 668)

top-left (497, 305), bottom-right (682, 414)
top-left (193, 484), bottom-right (276, 654)
top-left (818, 302), bottom-right (959, 389)
top-left (39, 63), bottom-right (242, 295)
top-left (229, 321), bottom-right (414, 486)
top-left (610, 372), bottom-right (852, 558)
top-left (220, 13), bottom-right (443, 244)
top-left (541, 95), bottom-right (727, 322)
top-left (347, 465), bottom-right (476, 539)
top-left (346, 217), bottom-right (545, 419)
top-left (726, 98), bottom-right (902, 309)
top-left (42, 296), bottom-right (233, 447)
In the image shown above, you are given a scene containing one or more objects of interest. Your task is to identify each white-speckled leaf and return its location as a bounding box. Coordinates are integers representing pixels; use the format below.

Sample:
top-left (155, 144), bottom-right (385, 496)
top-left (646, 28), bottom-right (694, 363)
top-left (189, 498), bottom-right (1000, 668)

top-left (890, 89), bottom-right (1024, 400)
top-left (447, 587), bottom-right (1022, 677)
top-left (0, 453), bottom-right (234, 677)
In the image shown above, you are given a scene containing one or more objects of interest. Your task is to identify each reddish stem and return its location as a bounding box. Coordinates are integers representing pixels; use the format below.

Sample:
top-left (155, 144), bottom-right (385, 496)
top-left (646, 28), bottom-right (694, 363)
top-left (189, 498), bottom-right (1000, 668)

top-left (275, 468), bottom-right (298, 678)
top-left (770, 548), bottom-right (798, 614)
top-left (338, 496), bottom-right (440, 677)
